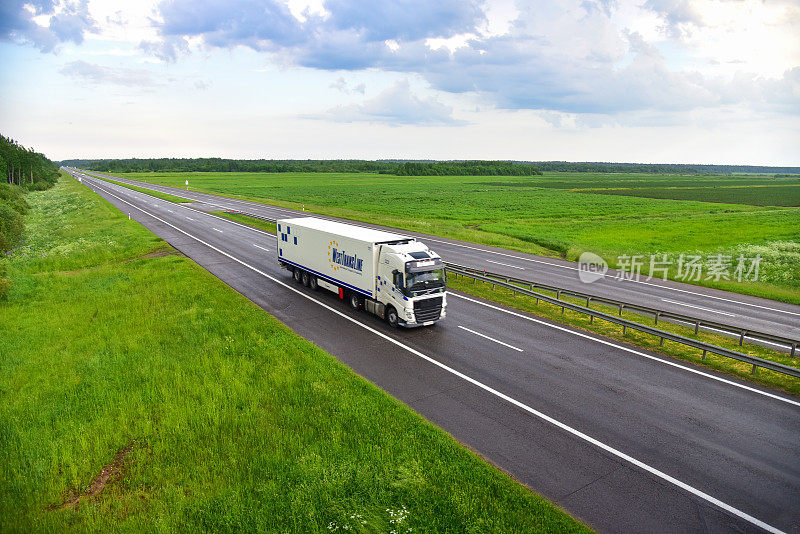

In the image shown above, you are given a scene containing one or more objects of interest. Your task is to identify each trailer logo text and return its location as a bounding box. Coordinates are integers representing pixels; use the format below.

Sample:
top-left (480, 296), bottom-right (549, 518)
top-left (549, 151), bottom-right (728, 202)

top-left (328, 241), bottom-right (364, 274)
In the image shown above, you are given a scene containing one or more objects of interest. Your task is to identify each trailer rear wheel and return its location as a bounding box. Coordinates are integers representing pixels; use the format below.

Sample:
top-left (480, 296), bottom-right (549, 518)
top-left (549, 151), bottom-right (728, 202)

top-left (349, 292), bottom-right (362, 310)
top-left (309, 276), bottom-right (318, 291)
top-left (293, 269), bottom-right (303, 283)
top-left (301, 272), bottom-right (311, 287)
top-left (386, 306), bottom-right (399, 328)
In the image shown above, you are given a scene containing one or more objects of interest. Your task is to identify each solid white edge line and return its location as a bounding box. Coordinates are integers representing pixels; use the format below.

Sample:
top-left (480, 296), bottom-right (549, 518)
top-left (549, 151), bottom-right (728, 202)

top-left (82, 173), bottom-right (800, 404)
top-left (101, 172), bottom-right (800, 319)
top-left (661, 298), bottom-right (736, 317)
top-left (457, 325), bottom-right (523, 352)
top-left (85, 178), bottom-right (788, 534)
top-left (485, 259), bottom-right (525, 270)
top-left (449, 292), bottom-right (800, 408)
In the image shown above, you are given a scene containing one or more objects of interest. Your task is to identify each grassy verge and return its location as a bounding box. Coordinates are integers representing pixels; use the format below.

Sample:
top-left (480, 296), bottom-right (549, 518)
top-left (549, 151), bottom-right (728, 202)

top-left (210, 211), bottom-right (277, 234)
top-left (448, 275), bottom-right (800, 397)
top-left (108, 171), bottom-right (800, 304)
top-left (90, 174), bottom-right (195, 203)
top-left (0, 174), bottom-right (588, 532)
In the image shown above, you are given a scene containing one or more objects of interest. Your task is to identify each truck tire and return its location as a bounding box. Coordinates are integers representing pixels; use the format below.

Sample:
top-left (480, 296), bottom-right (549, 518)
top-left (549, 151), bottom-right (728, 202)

top-left (386, 306), bottom-right (399, 328)
top-left (293, 268), bottom-right (303, 283)
top-left (301, 272), bottom-right (310, 287)
top-left (349, 292), bottom-right (362, 310)
top-left (309, 276), bottom-right (318, 291)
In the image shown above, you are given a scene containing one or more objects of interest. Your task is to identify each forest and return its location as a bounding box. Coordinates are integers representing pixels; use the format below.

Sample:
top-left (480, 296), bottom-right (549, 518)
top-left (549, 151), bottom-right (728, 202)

top-left (59, 157), bottom-right (799, 176)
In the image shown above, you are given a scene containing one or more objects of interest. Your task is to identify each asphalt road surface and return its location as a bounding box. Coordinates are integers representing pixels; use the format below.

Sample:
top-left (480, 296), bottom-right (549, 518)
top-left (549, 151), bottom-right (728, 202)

top-left (69, 169), bottom-right (800, 533)
top-left (77, 169), bottom-right (800, 349)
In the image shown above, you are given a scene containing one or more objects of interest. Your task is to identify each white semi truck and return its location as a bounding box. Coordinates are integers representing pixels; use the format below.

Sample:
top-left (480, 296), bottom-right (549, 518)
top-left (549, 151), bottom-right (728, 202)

top-left (277, 217), bottom-right (446, 327)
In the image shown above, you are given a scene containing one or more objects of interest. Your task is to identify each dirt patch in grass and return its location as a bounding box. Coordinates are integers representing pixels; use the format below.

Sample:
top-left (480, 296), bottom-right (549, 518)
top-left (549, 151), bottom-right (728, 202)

top-left (50, 442), bottom-right (136, 511)
top-left (139, 249), bottom-right (182, 260)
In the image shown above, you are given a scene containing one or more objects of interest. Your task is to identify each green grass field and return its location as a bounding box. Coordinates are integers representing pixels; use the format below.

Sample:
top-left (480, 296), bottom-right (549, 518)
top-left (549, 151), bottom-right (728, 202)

top-left (587, 185), bottom-right (800, 206)
top-left (114, 171), bottom-right (800, 303)
top-left (0, 174), bottom-right (588, 532)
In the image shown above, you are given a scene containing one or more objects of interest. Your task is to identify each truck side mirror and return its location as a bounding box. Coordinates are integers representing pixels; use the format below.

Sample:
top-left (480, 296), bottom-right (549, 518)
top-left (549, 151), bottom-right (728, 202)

top-left (392, 270), bottom-right (402, 287)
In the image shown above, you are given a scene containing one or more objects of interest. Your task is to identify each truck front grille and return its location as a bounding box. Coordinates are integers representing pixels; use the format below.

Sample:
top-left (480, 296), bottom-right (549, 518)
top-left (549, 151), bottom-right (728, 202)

top-left (413, 296), bottom-right (443, 323)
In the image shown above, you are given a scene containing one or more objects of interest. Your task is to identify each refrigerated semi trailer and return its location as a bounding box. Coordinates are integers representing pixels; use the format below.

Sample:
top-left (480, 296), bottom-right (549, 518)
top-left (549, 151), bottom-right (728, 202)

top-left (277, 217), bottom-right (446, 327)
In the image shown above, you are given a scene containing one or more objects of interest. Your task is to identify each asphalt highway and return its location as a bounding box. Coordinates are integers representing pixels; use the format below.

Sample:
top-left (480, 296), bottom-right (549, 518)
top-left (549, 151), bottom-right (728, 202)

top-left (77, 169), bottom-right (800, 347)
top-left (69, 169), bottom-right (800, 533)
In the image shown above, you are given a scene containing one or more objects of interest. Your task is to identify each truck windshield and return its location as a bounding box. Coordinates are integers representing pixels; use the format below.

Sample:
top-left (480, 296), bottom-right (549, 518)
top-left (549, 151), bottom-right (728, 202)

top-left (405, 268), bottom-right (446, 295)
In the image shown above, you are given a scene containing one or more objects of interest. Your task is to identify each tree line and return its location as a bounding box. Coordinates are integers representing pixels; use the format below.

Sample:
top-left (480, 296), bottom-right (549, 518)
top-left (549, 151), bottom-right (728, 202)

top-left (59, 158), bottom-right (399, 174)
top-left (57, 157), bottom-right (799, 176)
top-left (395, 161), bottom-right (542, 176)
top-left (2, 135), bottom-right (60, 190)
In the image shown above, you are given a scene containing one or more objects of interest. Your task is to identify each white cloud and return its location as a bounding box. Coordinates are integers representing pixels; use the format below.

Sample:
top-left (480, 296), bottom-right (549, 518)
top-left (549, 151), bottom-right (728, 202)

top-left (325, 79), bottom-right (465, 125)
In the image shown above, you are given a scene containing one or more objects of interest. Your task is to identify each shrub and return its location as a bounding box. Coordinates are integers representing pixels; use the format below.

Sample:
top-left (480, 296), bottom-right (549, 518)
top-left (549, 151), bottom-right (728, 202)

top-left (0, 202), bottom-right (24, 252)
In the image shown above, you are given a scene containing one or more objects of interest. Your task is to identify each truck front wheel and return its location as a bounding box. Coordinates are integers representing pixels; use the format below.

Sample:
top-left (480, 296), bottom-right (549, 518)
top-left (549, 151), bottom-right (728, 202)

top-left (386, 306), bottom-right (399, 328)
top-left (349, 292), bottom-right (362, 310)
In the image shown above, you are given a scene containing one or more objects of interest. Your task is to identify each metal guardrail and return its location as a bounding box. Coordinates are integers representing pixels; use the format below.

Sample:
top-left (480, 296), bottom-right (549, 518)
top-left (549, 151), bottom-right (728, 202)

top-left (445, 262), bottom-right (799, 358)
top-left (217, 209), bottom-right (799, 367)
top-left (446, 265), bottom-right (800, 378)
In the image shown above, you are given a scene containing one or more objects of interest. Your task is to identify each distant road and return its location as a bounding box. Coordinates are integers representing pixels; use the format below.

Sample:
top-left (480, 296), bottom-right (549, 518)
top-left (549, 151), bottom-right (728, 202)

top-left (69, 168), bottom-right (800, 534)
top-left (83, 169), bottom-right (800, 345)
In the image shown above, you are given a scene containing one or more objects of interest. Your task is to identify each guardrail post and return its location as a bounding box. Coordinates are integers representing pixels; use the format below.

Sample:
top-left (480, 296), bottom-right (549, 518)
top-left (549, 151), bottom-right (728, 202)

top-left (561, 305), bottom-right (565, 314)
top-left (659, 337), bottom-right (664, 346)
top-left (622, 325), bottom-right (626, 335)
top-left (586, 297), bottom-right (591, 307)
top-left (739, 331), bottom-right (745, 346)
top-left (619, 305), bottom-right (624, 316)
top-left (792, 344), bottom-right (797, 358)
top-left (556, 290), bottom-right (561, 300)
top-left (751, 364), bottom-right (757, 375)
top-left (694, 321), bottom-right (700, 335)
top-left (589, 315), bottom-right (594, 324)
top-left (654, 312), bottom-right (660, 325)
top-left (702, 349), bottom-right (707, 360)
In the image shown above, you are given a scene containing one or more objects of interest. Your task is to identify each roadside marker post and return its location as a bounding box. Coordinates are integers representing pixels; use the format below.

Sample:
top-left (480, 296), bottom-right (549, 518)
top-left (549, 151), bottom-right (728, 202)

top-left (185, 179), bottom-right (189, 190)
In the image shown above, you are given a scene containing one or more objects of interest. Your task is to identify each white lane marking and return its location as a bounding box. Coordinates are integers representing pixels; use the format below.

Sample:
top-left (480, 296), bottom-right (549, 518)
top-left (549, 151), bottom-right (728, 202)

top-left (450, 293), bottom-right (800, 408)
top-left (253, 243), bottom-right (270, 252)
top-left (84, 181), bottom-right (790, 534)
top-left (82, 175), bottom-right (800, 352)
top-left (486, 259), bottom-right (525, 270)
top-left (212, 228), bottom-right (223, 233)
top-left (458, 326), bottom-right (523, 352)
top-left (96, 174), bottom-right (800, 318)
top-left (624, 277), bottom-right (800, 317)
top-left (661, 298), bottom-right (736, 317)
top-left (168, 209), bottom-right (174, 213)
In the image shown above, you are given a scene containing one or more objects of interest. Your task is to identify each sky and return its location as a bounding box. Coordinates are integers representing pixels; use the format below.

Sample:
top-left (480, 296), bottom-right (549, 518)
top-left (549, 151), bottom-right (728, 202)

top-left (0, 0), bottom-right (798, 165)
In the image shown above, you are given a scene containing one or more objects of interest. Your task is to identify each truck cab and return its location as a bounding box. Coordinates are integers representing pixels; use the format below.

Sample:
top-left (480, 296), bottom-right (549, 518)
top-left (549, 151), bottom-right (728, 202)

top-left (377, 241), bottom-right (447, 327)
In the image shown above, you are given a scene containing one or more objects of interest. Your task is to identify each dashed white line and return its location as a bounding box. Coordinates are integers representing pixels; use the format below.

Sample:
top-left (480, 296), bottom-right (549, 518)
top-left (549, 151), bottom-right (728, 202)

top-left (99, 175), bottom-right (800, 318)
top-left (458, 326), bottom-right (523, 352)
top-left (186, 217), bottom-right (194, 221)
top-left (167, 209), bottom-right (174, 213)
top-left (661, 298), bottom-right (736, 317)
top-left (212, 228), bottom-right (223, 233)
top-left (450, 292), bottom-right (800, 408)
top-left (80, 181), bottom-right (791, 534)
top-left (486, 259), bottom-right (525, 270)
top-left (253, 243), bottom-right (270, 252)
